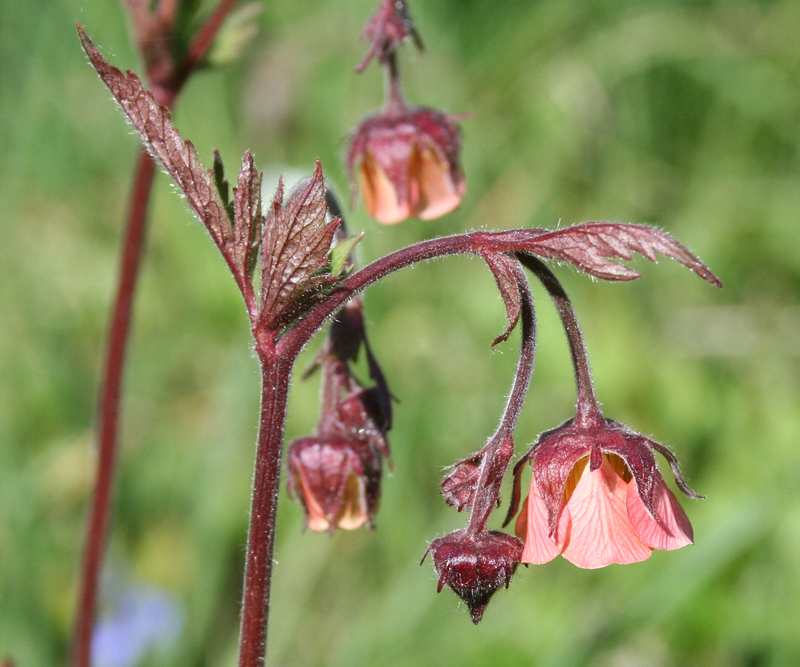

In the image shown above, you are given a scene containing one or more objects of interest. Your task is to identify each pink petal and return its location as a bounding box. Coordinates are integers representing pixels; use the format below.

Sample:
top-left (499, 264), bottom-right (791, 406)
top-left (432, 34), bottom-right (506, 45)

top-left (516, 482), bottom-right (568, 565)
top-left (627, 474), bottom-right (694, 550)
top-left (560, 458), bottom-right (652, 568)
top-left (359, 156), bottom-right (411, 224)
top-left (413, 145), bottom-right (465, 221)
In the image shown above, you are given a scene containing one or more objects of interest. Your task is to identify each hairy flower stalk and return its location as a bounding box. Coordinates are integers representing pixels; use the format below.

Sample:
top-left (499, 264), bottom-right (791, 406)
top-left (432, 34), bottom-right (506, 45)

top-left (426, 256), bottom-right (534, 622)
top-left (72, 5), bottom-right (243, 666)
top-left (508, 255), bottom-right (703, 568)
top-left (80, 22), bottom-right (719, 664)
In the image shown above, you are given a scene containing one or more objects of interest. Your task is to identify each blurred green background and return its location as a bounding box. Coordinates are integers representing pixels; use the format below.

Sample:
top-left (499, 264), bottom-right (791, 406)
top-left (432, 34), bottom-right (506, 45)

top-left (2, 0), bottom-right (799, 665)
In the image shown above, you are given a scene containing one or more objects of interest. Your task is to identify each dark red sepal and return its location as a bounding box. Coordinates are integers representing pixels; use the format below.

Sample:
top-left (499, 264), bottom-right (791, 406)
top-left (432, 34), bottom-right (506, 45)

top-left (423, 530), bottom-right (522, 624)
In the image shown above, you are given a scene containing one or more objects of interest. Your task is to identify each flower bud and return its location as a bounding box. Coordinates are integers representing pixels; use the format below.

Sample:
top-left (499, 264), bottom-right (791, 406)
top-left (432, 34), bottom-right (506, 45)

top-left (424, 529), bottom-right (522, 623)
top-left (287, 437), bottom-right (382, 533)
top-left (347, 106), bottom-right (465, 224)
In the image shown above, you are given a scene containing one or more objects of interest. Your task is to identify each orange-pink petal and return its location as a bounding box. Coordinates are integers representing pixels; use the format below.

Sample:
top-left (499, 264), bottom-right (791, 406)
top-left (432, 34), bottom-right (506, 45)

top-left (560, 458), bottom-right (652, 568)
top-left (413, 144), bottom-right (465, 221)
top-left (299, 475), bottom-right (332, 532)
top-left (626, 474), bottom-right (694, 551)
top-left (359, 154), bottom-right (410, 224)
top-left (335, 473), bottom-right (369, 531)
top-left (517, 484), bottom-right (566, 564)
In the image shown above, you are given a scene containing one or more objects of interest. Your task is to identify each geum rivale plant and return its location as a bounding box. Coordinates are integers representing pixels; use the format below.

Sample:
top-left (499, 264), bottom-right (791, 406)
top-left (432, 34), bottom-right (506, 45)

top-left (77, 2), bottom-right (719, 663)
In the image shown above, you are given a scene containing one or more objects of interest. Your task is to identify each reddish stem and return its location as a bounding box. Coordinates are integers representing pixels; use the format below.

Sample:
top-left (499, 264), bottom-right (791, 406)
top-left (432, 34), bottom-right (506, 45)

top-left (515, 254), bottom-right (602, 426)
top-left (72, 150), bottom-right (155, 667)
top-left (466, 261), bottom-right (536, 534)
top-left (383, 52), bottom-right (408, 115)
top-left (238, 348), bottom-right (293, 667)
top-left (72, 3), bottom-right (240, 666)
top-left (279, 230), bottom-right (543, 360)
top-left (172, 0), bottom-right (239, 91)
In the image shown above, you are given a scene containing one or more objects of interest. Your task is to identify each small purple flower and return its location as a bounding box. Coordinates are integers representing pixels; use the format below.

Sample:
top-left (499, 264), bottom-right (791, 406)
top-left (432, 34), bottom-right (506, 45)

top-left (92, 586), bottom-right (183, 667)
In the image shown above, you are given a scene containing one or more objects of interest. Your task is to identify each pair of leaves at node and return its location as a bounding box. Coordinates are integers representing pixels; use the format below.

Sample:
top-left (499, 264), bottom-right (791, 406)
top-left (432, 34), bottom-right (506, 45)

top-left (79, 25), bottom-right (343, 331)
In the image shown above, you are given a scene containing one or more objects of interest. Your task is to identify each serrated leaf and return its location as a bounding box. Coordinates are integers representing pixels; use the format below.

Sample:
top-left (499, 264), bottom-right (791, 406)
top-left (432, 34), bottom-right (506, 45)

top-left (482, 251), bottom-right (522, 349)
top-left (259, 161), bottom-right (341, 329)
top-left (523, 222), bottom-right (721, 286)
top-left (330, 232), bottom-right (365, 276)
top-left (233, 151), bottom-right (263, 281)
top-left (78, 26), bottom-right (231, 250)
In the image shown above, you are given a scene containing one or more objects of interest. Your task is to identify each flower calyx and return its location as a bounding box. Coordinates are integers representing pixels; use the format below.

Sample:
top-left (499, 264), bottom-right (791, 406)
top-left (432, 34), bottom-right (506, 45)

top-left (424, 529), bottom-right (523, 624)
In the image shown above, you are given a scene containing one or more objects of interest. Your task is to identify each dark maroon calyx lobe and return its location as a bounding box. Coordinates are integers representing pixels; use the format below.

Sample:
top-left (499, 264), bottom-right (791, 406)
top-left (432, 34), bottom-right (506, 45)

top-left (424, 529), bottom-right (522, 623)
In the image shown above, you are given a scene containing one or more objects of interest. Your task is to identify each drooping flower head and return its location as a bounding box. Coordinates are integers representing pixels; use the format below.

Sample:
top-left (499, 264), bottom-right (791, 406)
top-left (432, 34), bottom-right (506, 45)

top-left (348, 103), bottom-right (465, 225)
top-left (349, 0), bottom-right (466, 224)
top-left (287, 436), bottom-right (382, 533)
top-left (509, 416), bottom-right (700, 569)
top-left (287, 299), bottom-right (392, 533)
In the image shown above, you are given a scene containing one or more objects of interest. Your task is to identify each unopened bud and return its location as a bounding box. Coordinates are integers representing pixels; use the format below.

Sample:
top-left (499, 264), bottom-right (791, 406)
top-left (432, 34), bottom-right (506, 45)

top-left (348, 107), bottom-right (465, 224)
top-left (287, 437), bottom-right (382, 533)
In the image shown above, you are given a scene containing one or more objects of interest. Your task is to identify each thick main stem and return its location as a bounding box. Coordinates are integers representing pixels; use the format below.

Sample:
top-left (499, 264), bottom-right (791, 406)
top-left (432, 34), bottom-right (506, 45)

top-left (72, 150), bottom-right (155, 667)
top-left (515, 254), bottom-right (602, 426)
top-left (238, 349), bottom-right (294, 667)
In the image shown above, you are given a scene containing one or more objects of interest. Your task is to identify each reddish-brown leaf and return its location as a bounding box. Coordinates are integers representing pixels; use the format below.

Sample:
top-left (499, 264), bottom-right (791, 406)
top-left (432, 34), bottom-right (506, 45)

top-left (482, 251), bottom-right (522, 349)
top-left (441, 455), bottom-right (482, 512)
top-left (260, 162), bottom-right (341, 329)
top-left (78, 25), bottom-right (230, 249)
top-left (524, 222), bottom-right (721, 286)
top-left (233, 151), bottom-right (263, 281)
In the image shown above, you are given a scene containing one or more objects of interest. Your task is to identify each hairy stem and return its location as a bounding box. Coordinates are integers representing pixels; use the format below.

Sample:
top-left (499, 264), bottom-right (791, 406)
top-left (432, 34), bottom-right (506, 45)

top-left (238, 350), bottom-right (293, 667)
top-left (515, 253), bottom-right (602, 426)
top-left (73, 4), bottom-right (240, 665)
top-left (279, 230), bottom-right (547, 359)
top-left (467, 261), bottom-right (536, 533)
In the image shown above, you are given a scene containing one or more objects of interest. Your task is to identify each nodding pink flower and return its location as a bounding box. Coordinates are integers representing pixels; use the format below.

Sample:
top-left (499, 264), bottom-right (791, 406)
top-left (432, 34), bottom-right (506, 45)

top-left (287, 436), bottom-right (382, 533)
top-left (347, 106), bottom-right (465, 224)
top-left (509, 417), bottom-right (700, 569)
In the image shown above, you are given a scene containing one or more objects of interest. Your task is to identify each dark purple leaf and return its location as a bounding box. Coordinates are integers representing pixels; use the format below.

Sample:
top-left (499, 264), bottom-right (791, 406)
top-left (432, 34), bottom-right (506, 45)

top-left (441, 455), bottom-right (482, 512)
top-left (233, 151), bottom-right (263, 280)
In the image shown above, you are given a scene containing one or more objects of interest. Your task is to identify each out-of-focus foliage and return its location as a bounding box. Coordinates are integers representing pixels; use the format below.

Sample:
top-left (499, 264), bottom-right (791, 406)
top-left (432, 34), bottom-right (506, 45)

top-left (1, 0), bottom-right (799, 665)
